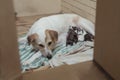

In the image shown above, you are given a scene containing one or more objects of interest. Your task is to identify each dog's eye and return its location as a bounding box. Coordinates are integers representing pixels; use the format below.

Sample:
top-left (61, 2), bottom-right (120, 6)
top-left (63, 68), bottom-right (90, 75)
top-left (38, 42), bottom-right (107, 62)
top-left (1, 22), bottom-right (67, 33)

top-left (48, 42), bottom-right (52, 46)
top-left (39, 44), bottom-right (44, 48)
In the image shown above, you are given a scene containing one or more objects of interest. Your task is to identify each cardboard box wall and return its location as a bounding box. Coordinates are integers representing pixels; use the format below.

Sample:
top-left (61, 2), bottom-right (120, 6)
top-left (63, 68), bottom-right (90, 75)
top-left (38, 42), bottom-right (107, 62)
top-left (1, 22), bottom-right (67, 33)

top-left (0, 0), bottom-right (120, 80)
top-left (13, 0), bottom-right (61, 17)
top-left (0, 0), bottom-right (21, 80)
top-left (94, 0), bottom-right (120, 80)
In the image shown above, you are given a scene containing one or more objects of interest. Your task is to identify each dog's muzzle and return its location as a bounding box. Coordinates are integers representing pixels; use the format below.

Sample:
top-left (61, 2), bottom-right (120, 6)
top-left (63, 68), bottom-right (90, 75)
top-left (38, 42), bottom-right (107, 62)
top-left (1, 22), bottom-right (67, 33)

top-left (46, 54), bottom-right (52, 59)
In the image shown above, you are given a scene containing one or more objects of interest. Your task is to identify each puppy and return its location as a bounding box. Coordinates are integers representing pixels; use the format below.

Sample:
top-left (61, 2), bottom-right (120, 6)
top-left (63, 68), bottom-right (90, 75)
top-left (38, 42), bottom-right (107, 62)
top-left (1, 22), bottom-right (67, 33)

top-left (27, 14), bottom-right (95, 59)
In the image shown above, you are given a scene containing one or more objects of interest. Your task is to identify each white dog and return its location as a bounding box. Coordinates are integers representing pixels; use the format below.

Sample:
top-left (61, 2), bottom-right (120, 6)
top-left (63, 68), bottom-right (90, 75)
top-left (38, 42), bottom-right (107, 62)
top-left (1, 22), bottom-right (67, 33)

top-left (27, 14), bottom-right (95, 59)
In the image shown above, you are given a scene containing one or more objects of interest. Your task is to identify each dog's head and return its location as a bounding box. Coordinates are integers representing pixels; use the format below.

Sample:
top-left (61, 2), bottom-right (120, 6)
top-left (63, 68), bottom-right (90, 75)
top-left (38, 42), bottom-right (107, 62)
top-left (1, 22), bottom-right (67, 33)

top-left (27, 29), bottom-right (58, 59)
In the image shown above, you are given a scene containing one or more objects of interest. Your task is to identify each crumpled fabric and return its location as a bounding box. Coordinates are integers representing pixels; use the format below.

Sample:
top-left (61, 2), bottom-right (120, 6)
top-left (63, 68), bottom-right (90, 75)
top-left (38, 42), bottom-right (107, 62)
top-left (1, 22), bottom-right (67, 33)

top-left (18, 30), bottom-right (94, 72)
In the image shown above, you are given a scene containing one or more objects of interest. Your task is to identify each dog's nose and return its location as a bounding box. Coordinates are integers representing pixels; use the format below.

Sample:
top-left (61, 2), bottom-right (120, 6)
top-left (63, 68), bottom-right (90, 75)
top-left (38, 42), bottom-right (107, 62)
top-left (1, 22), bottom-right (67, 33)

top-left (47, 54), bottom-right (52, 60)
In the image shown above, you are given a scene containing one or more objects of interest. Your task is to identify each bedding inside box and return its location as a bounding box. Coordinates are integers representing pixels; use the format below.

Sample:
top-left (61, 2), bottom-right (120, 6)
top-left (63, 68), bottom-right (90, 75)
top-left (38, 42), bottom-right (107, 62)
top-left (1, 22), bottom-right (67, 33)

top-left (16, 15), bottom-right (94, 72)
top-left (18, 33), bottom-right (94, 72)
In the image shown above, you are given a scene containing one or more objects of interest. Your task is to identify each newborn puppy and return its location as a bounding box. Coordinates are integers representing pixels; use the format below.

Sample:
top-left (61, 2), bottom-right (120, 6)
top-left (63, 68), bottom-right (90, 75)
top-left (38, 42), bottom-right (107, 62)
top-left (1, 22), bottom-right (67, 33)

top-left (66, 27), bottom-right (79, 46)
top-left (84, 32), bottom-right (94, 41)
top-left (27, 14), bottom-right (95, 59)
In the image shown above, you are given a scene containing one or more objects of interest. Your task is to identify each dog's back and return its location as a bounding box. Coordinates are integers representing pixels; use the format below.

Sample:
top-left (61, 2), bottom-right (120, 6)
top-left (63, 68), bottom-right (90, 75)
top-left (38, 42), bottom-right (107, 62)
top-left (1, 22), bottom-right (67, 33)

top-left (28, 14), bottom-right (79, 35)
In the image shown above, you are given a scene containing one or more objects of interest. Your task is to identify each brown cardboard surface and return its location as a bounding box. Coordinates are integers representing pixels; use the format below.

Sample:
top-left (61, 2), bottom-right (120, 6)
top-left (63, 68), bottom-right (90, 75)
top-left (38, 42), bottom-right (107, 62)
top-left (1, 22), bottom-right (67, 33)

top-left (94, 0), bottom-right (120, 80)
top-left (0, 0), bottom-right (21, 80)
top-left (22, 61), bottom-right (111, 80)
top-left (13, 0), bottom-right (61, 17)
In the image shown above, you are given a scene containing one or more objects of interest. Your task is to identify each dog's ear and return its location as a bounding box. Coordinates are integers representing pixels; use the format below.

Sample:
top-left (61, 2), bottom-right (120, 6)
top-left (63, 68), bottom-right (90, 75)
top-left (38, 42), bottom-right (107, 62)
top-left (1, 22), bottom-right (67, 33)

top-left (45, 29), bottom-right (58, 42)
top-left (27, 33), bottom-right (38, 45)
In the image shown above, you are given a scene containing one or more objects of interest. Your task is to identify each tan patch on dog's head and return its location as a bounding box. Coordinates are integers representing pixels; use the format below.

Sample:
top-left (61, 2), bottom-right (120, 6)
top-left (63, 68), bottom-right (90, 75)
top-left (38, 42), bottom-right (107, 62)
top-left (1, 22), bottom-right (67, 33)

top-left (45, 29), bottom-right (58, 50)
top-left (45, 29), bottom-right (58, 43)
top-left (27, 33), bottom-right (39, 45)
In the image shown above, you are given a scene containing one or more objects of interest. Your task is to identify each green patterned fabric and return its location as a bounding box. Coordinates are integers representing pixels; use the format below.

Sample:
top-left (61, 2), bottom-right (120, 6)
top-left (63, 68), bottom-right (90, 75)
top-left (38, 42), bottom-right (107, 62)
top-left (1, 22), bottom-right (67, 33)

top-left (18, 35), bottom-right (84, 72)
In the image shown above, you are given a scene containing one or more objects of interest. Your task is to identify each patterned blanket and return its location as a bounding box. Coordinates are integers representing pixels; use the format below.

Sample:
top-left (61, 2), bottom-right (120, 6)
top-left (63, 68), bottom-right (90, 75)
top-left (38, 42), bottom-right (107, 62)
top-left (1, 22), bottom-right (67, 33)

top-left (18, 32), bottom-right (94, 72)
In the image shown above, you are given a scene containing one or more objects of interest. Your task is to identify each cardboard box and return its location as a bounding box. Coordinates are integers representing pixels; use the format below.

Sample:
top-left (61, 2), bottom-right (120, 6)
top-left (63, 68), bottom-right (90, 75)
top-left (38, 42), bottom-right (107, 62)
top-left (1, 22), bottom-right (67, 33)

top-left (94, 0), bottom-right (120, 80)
top-left (0, 0), bottom-right (120, 80)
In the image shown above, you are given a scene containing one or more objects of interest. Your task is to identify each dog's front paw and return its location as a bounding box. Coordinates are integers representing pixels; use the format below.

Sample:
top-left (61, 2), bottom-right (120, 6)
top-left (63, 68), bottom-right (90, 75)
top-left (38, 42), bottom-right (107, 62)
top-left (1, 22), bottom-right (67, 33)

top-left (23, 61), bottom-right (31, 65)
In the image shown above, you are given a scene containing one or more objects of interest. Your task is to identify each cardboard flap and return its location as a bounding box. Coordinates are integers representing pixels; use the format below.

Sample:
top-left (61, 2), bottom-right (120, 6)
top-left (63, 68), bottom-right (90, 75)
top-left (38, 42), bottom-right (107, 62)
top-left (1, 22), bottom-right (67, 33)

top-left (94, 0), bottom-right (120, 80)
top-left (0, 0), bottom-right (21, 80)
top-left (22, 61), bottom-right (111, 80)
